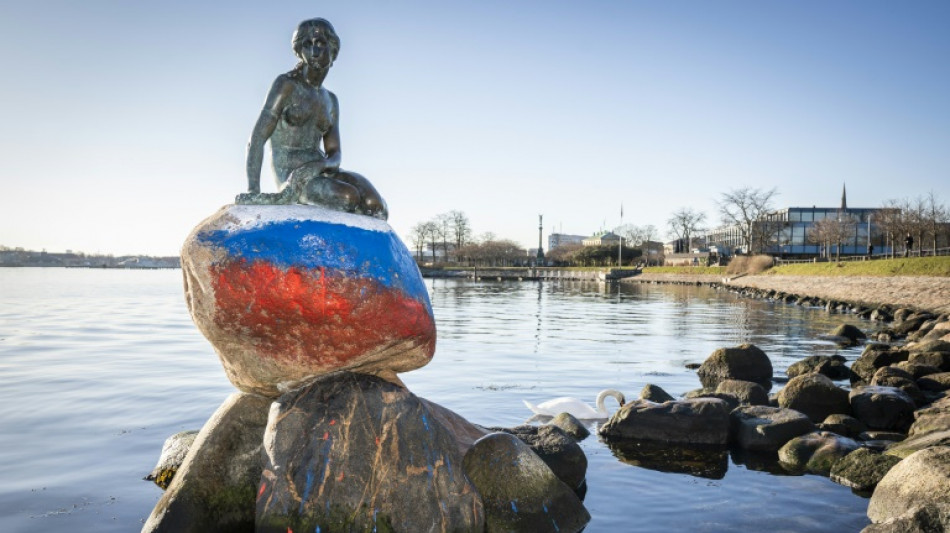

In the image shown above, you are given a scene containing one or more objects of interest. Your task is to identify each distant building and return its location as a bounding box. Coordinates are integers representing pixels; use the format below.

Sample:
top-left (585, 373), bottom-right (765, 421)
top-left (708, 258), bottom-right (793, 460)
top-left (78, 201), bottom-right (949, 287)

top-left (582, 231), bottom-right (625, 247)
top-left (548, 233), bottom-right (586, 249)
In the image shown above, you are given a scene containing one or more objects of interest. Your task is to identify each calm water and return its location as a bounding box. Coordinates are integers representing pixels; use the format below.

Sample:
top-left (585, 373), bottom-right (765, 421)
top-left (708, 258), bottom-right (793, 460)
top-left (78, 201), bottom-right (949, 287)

top-left (0, 268), bottom-right (873, 532)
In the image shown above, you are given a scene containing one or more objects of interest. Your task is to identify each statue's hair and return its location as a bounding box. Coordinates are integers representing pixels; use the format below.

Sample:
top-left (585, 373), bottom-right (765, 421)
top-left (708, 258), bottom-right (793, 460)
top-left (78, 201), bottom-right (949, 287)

top-left (292, 18), bottom-right (340, 62)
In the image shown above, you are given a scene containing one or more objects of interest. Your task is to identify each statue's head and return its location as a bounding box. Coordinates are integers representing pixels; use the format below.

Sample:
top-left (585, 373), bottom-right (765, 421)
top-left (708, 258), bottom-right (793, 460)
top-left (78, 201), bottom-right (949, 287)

top-left (292, 18), bottom-right (340, 69)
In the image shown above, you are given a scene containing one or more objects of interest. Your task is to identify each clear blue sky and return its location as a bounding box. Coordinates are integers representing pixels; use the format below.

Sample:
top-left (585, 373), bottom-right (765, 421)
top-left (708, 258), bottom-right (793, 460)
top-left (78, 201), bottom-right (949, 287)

top-left (1, 1), bottom-right (948, 255)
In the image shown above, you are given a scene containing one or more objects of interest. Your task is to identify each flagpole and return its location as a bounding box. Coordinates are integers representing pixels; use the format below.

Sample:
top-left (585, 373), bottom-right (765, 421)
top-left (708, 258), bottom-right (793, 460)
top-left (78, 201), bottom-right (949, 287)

top-left (618, 203), bottom-right (623, 267)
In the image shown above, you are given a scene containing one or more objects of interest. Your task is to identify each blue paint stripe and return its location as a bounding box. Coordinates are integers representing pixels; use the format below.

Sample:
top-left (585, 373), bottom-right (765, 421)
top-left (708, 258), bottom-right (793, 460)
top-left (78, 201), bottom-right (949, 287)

top-left (197, 219), bottom-right (429, 304)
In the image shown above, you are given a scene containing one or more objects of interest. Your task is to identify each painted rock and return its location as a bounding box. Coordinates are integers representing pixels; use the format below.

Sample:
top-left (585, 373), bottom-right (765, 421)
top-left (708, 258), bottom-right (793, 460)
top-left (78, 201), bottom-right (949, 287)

top-left (181, 204), bottom-right (435, 396)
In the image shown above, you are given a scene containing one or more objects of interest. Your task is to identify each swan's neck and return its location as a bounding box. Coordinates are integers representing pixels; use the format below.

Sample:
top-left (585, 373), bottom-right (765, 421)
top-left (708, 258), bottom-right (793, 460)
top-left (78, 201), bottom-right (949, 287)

top-left (595, 389), bottom-right (625, 414)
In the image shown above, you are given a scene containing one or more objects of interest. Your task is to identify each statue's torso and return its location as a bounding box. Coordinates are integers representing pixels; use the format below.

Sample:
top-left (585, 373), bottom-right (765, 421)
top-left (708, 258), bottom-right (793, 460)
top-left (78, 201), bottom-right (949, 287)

top-left (271, 77), bottom-right (337, 183)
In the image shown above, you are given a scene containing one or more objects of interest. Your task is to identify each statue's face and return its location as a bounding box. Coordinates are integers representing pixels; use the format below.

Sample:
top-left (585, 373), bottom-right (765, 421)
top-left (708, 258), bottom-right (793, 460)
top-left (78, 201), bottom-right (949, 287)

top-left (296, 26), bottom-right (335, 70)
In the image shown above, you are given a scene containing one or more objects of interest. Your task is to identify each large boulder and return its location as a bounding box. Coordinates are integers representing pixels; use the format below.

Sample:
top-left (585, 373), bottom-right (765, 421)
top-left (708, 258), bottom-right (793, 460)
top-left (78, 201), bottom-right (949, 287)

top-left (715, 379), bottom-right (769, 406)
top-left (463, 432), bottom-right (590, 533)
top-left (696, 344), bottom-right (773, 388)
top-left (181, 205), bottom-right (436, 397)
top-left (599, 398), bottom-right (730, 445)
top-left (862, 504), bottom-right (950, 533)
top-left (851, 345), bottom-right (910, 384)
top-left (729, 405), bottom-right (815, 451)
top-left (142, 392), bottom-right (271, 533)
top-left (786, 355), bottom-right (850, 381)
top-left (489, 425), bottom-right (588, 491)
top-left (257, 372), bottom-right (484, 532)
top-left (918, 372), bottom-right (950, 392)
top-left (849, 386), bottom-right (916, 432)
top-left (778, 431), bottom-right (860, 475)
top-left (909, 351), bottom-right (950, 372)
top-left (867, 446), bottom-right (950, 525)
top-left (777, 374), bottom-right (851, 422)
top-left (829, 448), bottom-right (901, 492)
top-left (871, 367), bottom-right (927, 406)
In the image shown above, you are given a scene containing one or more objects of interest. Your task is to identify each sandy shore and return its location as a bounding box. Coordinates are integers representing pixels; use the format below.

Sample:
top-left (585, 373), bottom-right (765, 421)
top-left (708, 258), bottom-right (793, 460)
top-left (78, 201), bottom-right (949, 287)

top-left (627, 273), bottom-right (950, 314)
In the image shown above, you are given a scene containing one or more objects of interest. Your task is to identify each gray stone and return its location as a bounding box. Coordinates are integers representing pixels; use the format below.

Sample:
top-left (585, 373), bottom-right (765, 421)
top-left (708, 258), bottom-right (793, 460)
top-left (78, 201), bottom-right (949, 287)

top-left (715, 379), bottom-right (769, 406)
top-left (885, 429), bottom-right (950, 459)
top-left (463, 432), bottom-right (590, 533)
top-left (550, 412), bottom-right (590, 441)
top-left (918, 372), bottom-right (950, 392)
top-left (145, 430), bottom-right (199, 490)
top-left (787, 355), bottom-right (851, 381)
top-left (257, 372), bottom-right (484, 532)
top-left (778, 431), bottom-right (861, 475)
top-left (829, 448), bottom-right (902, 492)
top-left (696, 343), bottom-right (773, 389)
top-left (777, 373), bottom-right (851, 422)
top-left (862, 504), bottom-right (950, 533)
top-left (599, 398), bottom-right (730, 445)
top-left (849, 386), bottom-right (916, 432)
top-left (909, 351), bottom-right (950, 372)
top-left (142, 392), bottom-right (271, 533)
top-left (639, 383), bottom-right (675, 403)
top-left (818, 414), bottom-right (867, 439)
top-left (908, 404), bottom-right (950, 438)
top-left (489, 425), bottom-right (588, 490)
top-left (729, 405), bottom-right (815, 451)
top-left (894, 361), bottom-right (942, 379)
top-left (868, 446), bottom-right (950, 524)
top-left (851, 346), bottom-right (910, 384)
top-left (871, 367), bottom-right (927, 406)
top-left (829, 324), bottom-right (867, 346)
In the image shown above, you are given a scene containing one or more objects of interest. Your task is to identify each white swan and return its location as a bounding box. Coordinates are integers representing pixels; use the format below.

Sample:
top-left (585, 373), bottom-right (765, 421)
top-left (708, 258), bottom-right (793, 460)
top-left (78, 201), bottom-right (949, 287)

top-left (523, 389), bottom-right (626, 419)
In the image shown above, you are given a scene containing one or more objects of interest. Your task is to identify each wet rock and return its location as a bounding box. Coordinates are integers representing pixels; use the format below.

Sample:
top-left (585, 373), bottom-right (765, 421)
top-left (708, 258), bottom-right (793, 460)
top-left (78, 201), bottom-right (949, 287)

top-left (871, 367), bottom-right (927, 406)
top-left (884, 430), bottom-right (950, 459)
top-left (918, 372), bottom-right (950, 392)
top-left (696, 344), bottom-right (773, 389)
top-left (787, 355), bottom-right (851, 381)
top-left (490, 425), bottom-right (587, 490)
top-left (829, 324), bottom-right (867, 346)
top-left (859, 431), bottom-right (906, 442)
top-left (818, 414), bottom-right (866, 439)
top-left (715, 379), bottom-right (769, 405)
top-left (729, 405), bottom-right (815, 451)
top-left (145, 430), bottom-right (199, 490)
top-left (639, 383), bottom-right (675, 403)
top-left (143, 392), bottom-right (271, 533)
top-left (851, 345), bottom-right (910, 384)
top-left (550, 412), bottom-right (590, 441)
top-left (777, 374), bottom-right (851, 423)
top-left (463, 432), bottom-right (590, 533)
top-left (829, 448), bottom-right (902, 492)
top-left (868, 446), bottom-right (950, 525)
top-left (599, 398), bottom-right (730, 445)
top-left (862, 504), bottom-right (950, 533)
top-left (778, 431), bottom-right (860, 475)
top-left (181, 205), bottom-right (436, 397)
top-left (850, 386), bottom-right (916, 432)
top-left (257, 372), bottom-right (484, 532)
top-left (605, 438), bottom-right (728, 479)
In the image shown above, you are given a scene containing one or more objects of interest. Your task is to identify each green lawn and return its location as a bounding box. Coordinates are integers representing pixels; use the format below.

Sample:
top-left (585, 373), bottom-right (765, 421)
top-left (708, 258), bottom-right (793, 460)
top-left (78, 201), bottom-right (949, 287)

top-left (768, 256), bottom-right (950, 277)
top-left (641, 266), bottom-right (728, 275)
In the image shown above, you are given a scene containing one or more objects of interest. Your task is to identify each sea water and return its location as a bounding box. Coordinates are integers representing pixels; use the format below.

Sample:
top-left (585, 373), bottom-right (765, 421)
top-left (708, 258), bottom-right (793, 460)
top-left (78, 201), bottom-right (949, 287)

top-left (0, 268), bottom-right (871, 532)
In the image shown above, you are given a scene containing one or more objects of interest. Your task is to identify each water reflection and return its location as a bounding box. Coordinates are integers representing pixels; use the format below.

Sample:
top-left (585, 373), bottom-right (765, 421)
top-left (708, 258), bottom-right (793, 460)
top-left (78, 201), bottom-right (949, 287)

top-left (604, 438), bottom-right (729, 479)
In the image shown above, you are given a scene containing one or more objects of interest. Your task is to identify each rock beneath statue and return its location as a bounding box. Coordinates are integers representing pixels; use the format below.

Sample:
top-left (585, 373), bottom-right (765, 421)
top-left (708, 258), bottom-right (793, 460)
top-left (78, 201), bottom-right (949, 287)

top-left (145, 430), bottom-right (199, 490)
top-left (462, 432), bottom-right (590, 533)
top-left (777, 373), bottom-right (851, 422)
top-left (778, 431), bottom-right (860, 475)
top-left (729, 405), bottom-right (815, 451)
top-left (867, 446), bottom-right (950, 525)
top-left (550, 412), bottom-right (590, 441)
top-left (849, 386), bottom-right (916, 432)
top-left (715, 379), bottom-right (769, 406)
top-left (142, 392), bottom-right (271, 533)
top-left (696, 344), bottom-right (773, 389)
top-left (257, 372), bottom-right (484, 532)
top-left (599, 398), bottom-right (730, 445)
top-left (487, 424), bottom-right (588, 491)
top-left (639, 384), bottom-right (675, 403)
top-left (181, 205), bottom-right (436, 397)
top-left (829, 447), bottom-right (902, 492)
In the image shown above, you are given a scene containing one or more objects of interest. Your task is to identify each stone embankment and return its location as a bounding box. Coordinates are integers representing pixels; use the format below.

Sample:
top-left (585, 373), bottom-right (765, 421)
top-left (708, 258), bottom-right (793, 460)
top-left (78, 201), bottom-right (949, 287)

top-left (627, 273), bottom-right (950, 314)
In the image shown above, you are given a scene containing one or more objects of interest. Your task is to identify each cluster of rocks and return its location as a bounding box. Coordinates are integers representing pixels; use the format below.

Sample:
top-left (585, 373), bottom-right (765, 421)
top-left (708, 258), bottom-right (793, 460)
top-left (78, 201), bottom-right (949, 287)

top-left (145, 205), bottom-right (591, 532)
top-left (599, 325), bottom-right (950, 532)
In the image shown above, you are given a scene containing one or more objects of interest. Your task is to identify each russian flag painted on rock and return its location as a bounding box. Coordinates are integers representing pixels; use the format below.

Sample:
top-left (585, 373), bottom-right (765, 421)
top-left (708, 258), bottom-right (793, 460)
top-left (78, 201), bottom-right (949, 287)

top-left (181, 205), bottom-right (436, 397)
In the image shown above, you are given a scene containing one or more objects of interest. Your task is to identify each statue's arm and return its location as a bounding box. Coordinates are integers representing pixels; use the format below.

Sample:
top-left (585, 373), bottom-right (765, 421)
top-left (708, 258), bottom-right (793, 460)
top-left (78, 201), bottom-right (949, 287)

top-left (321, 91), bottom-right (342, 173)
top-left (246, 77), bottom-right (292, 193)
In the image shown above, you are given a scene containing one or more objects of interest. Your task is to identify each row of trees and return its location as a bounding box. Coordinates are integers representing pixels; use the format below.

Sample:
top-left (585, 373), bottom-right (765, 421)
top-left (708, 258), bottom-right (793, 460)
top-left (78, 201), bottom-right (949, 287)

top-left (409, 211), bottom-right (473, 263)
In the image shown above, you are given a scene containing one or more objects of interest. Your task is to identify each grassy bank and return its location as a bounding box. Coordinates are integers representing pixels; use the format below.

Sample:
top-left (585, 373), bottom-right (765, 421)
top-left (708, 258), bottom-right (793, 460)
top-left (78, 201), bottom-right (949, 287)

top-left (769, 256), bottom-right (950, 277)
top-left (643, 257), bottom-right (950, 278)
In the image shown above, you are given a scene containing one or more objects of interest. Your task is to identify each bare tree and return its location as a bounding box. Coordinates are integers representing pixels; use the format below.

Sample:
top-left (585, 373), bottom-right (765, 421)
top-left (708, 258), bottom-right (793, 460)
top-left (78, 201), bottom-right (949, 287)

top-left (809, 214), bottom-right (856, 262)
top-left (449, 210), bottom-right (473, 250)
top-left (667, 208), bottom-right (707, 253)
top-left (718, 187), bottom-right (778, 254)
top-left (923, 191), bottom-right (948, 254)
top-left (409, 222), bottom-right (429, 260)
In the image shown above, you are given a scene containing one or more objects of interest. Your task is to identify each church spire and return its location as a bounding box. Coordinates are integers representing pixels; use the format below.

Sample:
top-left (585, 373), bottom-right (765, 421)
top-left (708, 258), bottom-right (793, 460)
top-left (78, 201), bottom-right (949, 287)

top-left (841, 183), bottom-right (848, 210)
